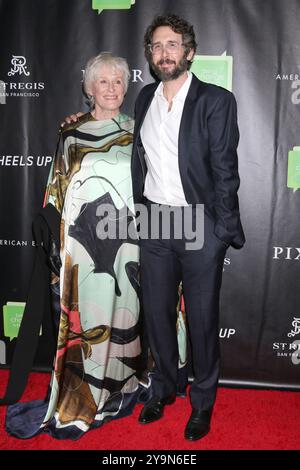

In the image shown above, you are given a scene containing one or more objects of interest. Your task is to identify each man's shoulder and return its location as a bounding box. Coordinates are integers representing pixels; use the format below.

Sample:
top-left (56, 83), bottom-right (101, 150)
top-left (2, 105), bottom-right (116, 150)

top-left (191, 74), bottom-right (235, 102)
top-left (192, 74), bottom-right (233, 97)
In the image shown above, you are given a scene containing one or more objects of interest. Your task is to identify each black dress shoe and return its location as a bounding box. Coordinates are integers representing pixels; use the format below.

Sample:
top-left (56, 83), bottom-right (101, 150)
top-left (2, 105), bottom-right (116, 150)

top-left (138, 394), bottom-right (176, 424)
top-left (184, 408), bottom-right (213, 441)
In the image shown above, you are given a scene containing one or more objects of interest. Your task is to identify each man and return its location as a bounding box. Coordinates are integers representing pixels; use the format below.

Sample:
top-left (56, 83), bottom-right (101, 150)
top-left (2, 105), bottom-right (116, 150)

top-left (131, 14), bottom-right (245, 441)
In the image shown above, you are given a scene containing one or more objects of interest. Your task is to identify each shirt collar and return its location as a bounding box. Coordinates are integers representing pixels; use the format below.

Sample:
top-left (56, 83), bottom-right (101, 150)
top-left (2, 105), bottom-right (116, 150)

top-left (155, 71), bottom-right (192, 102)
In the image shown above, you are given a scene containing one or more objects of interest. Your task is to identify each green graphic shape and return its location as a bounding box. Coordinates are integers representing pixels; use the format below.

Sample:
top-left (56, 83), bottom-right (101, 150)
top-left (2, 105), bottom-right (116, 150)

top-left (191, 53), bottom-right (233, 91)
top-left (3, 301), bottom-right (42, 341)
top-left (177, 311), bottom-right (187, 366)
top-left (3, 302), bottom-right (26, 341)
top-left (92, 0), bottom-right (135, 14)
top-left (287, 146), bottom-right (300, 192)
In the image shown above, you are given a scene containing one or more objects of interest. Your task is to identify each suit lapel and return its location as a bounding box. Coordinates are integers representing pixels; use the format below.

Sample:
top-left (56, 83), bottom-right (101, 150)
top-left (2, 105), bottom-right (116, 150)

top-left (135, 82), bottom-right (158, 138)
top-left (134, 75), bottom-right (204, 201)
top-left (178, 74), bottom-right (200, 190)
top-left (133, 83), bottom-right (158, 179)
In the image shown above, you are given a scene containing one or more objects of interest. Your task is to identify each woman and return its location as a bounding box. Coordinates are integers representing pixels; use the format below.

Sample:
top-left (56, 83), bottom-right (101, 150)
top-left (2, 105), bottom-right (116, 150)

top-left (6, 53), bottom-right (147, 439)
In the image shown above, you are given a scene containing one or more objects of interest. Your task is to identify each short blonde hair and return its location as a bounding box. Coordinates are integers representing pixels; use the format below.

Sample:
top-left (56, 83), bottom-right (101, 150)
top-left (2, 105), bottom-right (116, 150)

top-left (83, 52), bottom-right (130, 107)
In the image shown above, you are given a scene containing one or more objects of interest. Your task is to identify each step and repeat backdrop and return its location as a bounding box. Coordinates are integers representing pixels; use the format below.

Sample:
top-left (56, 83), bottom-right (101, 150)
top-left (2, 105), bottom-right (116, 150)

top-left (0, 0), bottom-right (299, 388)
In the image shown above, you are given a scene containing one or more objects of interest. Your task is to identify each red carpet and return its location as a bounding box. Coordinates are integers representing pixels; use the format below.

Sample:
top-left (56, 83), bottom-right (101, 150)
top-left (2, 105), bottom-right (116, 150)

top-left (0, 370), bottom-right (299, 450)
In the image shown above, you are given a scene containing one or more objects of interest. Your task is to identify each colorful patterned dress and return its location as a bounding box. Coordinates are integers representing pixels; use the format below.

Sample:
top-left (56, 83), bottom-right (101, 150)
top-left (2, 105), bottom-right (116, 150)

top-left (6, 113), bottom-right (147, 439)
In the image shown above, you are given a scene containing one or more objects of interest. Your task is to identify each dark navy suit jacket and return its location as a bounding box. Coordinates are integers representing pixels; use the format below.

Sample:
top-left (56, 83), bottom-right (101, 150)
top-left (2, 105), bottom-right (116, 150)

top-left (131, 73), bottom-right (245, 248)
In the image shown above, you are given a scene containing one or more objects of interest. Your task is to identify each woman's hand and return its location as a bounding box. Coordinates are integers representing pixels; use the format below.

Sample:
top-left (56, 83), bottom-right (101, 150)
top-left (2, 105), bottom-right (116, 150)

top-left (60, 112), bottom-right (84, 127)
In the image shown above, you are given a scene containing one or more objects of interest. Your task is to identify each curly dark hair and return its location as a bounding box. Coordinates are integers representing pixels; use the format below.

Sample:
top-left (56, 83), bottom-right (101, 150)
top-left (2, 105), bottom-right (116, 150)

top-left (144, 14), bottom-right (197, 63)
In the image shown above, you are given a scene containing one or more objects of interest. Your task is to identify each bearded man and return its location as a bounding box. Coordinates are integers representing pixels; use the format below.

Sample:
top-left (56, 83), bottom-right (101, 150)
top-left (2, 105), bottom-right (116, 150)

top-left (132, 14), bottom-right (245, 441)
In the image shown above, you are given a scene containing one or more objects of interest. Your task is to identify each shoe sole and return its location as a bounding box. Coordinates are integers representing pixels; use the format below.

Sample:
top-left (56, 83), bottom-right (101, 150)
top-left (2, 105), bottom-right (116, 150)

top-left (138, 396), bottom-right (176, 424)
top-left (184, 427), bottom-right (210, 441)
top-left (139, 415), bottom-right (163, 425)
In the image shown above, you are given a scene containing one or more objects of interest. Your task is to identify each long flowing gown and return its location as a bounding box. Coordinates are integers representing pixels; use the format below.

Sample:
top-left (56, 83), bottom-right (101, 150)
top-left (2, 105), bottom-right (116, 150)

top-left (6, 112), bottom-right (148, 439)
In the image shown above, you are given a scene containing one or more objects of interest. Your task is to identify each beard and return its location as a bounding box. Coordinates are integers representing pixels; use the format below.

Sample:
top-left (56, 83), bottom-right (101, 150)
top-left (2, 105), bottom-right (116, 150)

top-left (150, 55), bottom-right (190, 81)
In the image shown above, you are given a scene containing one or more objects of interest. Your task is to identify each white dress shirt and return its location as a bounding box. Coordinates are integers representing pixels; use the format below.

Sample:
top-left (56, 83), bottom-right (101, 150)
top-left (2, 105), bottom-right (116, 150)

top-left (140, 71), bottom-right (192, 206)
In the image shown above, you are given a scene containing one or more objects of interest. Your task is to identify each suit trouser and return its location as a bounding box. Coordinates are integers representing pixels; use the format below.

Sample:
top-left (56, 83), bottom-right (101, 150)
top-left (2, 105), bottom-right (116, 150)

top-left (140, 202), bottom-right (227, 410)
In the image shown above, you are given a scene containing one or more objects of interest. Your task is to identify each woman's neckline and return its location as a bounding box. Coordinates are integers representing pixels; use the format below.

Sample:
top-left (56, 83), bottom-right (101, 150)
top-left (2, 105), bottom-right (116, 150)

top-left (89, 111), bottom-right (122, 123)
